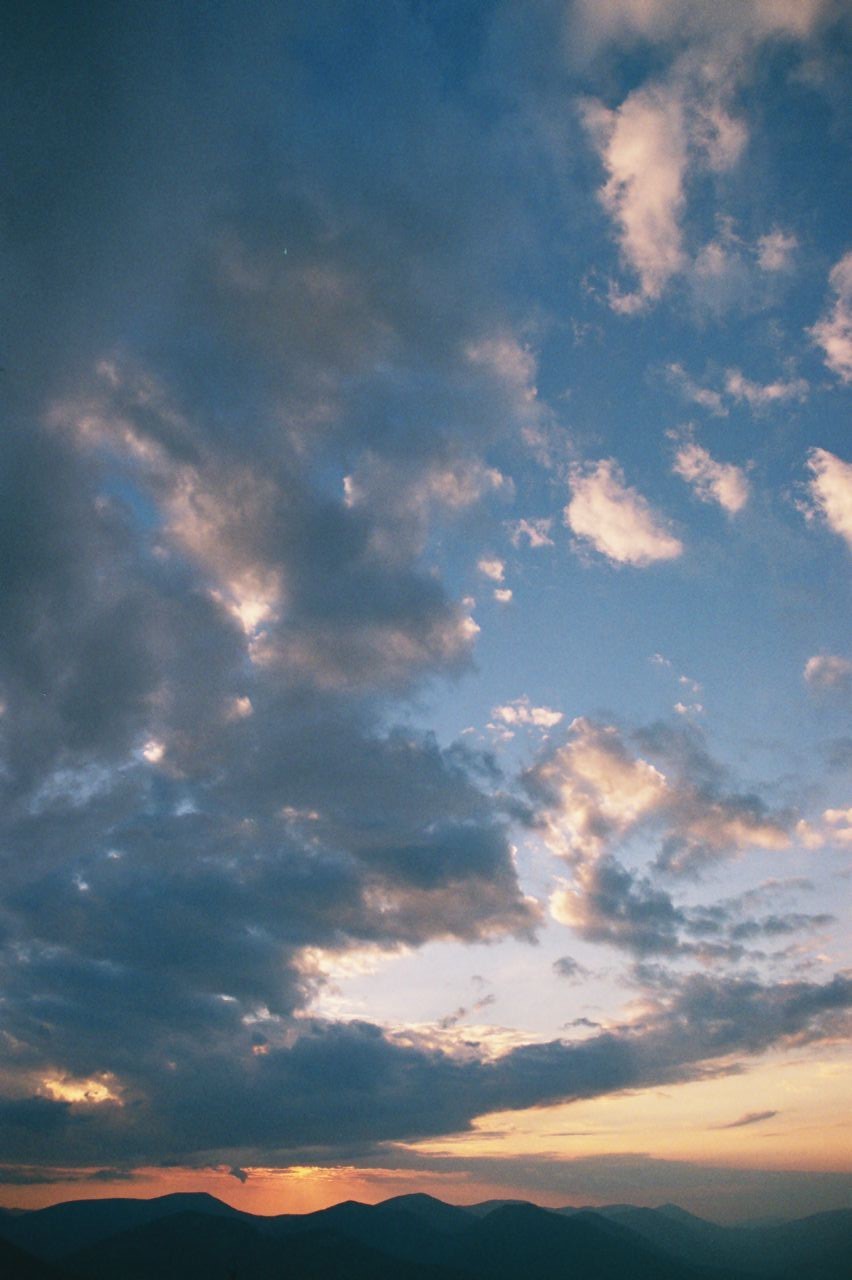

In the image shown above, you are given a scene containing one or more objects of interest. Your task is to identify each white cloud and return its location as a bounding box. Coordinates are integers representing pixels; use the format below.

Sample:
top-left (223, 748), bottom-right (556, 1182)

top-left (756, 229), bottom-right (798, 272)
top-left (492, 698), bottom-right (563, 731)
top-left (725, 368), bottom-right (809, 410)
top-left (576, 1), bottom-right (829, 314)
top-left (582, 85), bottom-right (688, 312)
top-left (493, 587), bottom-right (513, 604)
top-left (565, 459), bottom-right (683, 567)
top-left (508, 518), bottom-right (554, 549)
top-left (804, 447), bottom-right (852, 551)
top-left (573, 0), bottom-right (830, 49)
top-left (477, 557), bottom-right (505, 583)
top-left (804, 655), bottom-right (852, 690)
top-left (672, 440), bottom-right (749, 514)
top-left (809, 250), bottom-right (852, 382)
top-left (530, 718), bottom-right (668, 862)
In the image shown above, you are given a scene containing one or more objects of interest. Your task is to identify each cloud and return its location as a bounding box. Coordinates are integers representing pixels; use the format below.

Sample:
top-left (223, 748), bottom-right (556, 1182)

top-left (525, 718), bottom-right (790, 875)
top-left (491, 699), bottom-right (564, 731)
top-left (672, 440), bottom-right (750, 514)
top-left (552, 955), bottom-right (591, 982)
top-left (478, 557), bottom-right (506, 583)
top-left (810, 250), bottom-right (852, 381)
top-left (507, 518), bottom-right (554, 549)
top-left (724, 369), bottom-right (809, 410)
top-left (713, 1109), bottom-right (779, 1129)
top-left (665, 362), bottom-right (809, 415)
top-left (581, 85), bottom-right (688, 312)
top-left (551, 857), bottom-right (686, 956)
top-left (0, 969), bottom-right (848, 1168)
top-left (564, 460), bottom-right (683, 566)
top-left (576, 3), bottom-right (827, 313)
top-left (572, 0), bottom-right (831, 51)
top-left (664, 363), bottom-right (728, 415)
top-left (0, 2), bottom-right (570, 1184)
top-left (804, 447), bottom-right (852, 550)
top-left (804, 654), bottom-right (852, 691)
top-left (756, 229), bottom-right (798, 272)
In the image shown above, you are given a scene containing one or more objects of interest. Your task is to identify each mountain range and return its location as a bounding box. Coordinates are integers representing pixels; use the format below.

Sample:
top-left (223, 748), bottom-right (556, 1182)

top-left (0, 1190), bottom-right (848, 1280)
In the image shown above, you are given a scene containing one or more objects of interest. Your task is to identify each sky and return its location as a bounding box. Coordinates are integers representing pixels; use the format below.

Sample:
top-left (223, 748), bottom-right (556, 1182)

top-left (0, 0), bottom-right (850, 1224)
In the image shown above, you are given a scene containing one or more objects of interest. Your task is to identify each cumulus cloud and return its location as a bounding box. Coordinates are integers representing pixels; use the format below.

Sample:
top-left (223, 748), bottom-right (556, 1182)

top-left (581, 86), bottom-right (688, 312)
top-left (804, 654), bottom-right (852, 691)
top-left (0, 2), bottom-right (560, 1184)
top-left (810, 250), bottom-right (852, 381)
top-left (525, 718), bottom-right (790, 874)
top-left (478, 557), bottom-right (506, 583)
top-left (804, 448), bottom-right (852, 550)
top-left (552, 853), bottom-right (834, 964)
top-left (565, 460), bottom-right (683, 566)
top-left (672, 439), bottom-right (750, 514)
top-left (576, 3), bottom-right (826, 312)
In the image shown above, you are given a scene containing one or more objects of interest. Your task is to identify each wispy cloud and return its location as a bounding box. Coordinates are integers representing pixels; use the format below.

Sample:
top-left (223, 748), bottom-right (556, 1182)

top-left (713, 1109), bottom-right (779, 1130)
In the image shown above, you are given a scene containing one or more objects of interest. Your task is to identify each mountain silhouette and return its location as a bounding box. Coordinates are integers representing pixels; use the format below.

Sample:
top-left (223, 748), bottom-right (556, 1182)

top-left (0, 1190), bottom-right (849, 1280)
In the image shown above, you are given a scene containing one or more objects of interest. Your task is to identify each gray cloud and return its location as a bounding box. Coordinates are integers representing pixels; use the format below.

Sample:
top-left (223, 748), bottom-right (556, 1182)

top-left (0, 969), bottom-right (848, 1169)
top-left (0, 0), bottom-right (558, 1184)
top-left (714, 1110), bottom-right (779, 1130)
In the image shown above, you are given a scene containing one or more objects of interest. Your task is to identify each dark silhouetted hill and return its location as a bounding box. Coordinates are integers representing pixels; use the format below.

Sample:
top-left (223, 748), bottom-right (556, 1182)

top-left (0, 1189), bottom-right (849, 1280)
top-left (0, 1191), bottom-right (244, 1261)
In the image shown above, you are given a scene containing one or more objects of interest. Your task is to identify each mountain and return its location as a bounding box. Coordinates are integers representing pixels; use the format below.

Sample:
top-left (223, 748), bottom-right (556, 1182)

top-left (375, 1192), bottom-right (475, 1234)
top-left (0, 1191), bottom-right (245, 1261)
top-left (440, 1202), bottom-right (724, 1280)
top-left (64, 1210), bottom-right (473, 1280)
top-left (1, 1190), bottom-right (849, 1280)
top-left (583, 1203), bottom-right (852, 1280)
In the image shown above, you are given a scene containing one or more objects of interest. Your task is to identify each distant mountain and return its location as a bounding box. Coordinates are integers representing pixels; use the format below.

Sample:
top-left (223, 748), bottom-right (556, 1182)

top-left (440, 1202), bottom-right (721, 1280)
top-left (375, 1192), bottom-right (475, 1234)
top-left (1, 1189), bottom-right (849, 1280)
top-left (461, 1198), bottom-right (535, 1218)
top-left (65, 1210), bottom-right (472, 1280)
top-left (579, 1203), bottom-right (852, 1280)
top-left (0, 1191), bottom-right (245, 1261)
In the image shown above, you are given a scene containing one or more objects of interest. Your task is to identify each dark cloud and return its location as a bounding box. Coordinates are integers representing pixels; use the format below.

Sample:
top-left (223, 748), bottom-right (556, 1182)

top-left (714, 1110), bottom-right (779, 1130)
top-left (553, 956), bottom-right (592, 981)
top-left (0, 970), bottom-right (848, 1168)
top-left (0, 0), bottom-right (556, 1184)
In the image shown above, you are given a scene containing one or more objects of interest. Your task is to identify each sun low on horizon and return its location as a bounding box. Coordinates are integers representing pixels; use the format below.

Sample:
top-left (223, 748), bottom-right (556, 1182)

top-left (0, 0), bottom-right (850, 1230)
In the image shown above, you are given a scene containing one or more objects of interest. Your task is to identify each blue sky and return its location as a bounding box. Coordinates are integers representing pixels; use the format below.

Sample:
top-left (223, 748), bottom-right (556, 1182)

top-left (0, 0), bottom-right (850, 1220)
